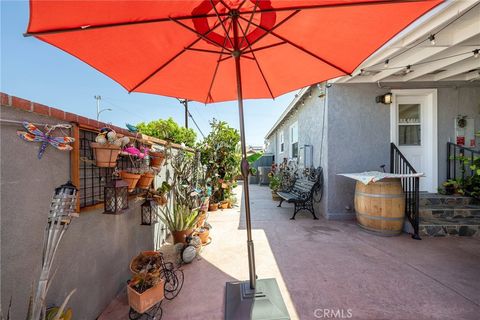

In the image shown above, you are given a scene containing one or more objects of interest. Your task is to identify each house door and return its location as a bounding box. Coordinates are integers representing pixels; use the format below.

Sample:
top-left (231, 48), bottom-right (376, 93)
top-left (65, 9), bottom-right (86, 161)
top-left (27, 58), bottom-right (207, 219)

top-left (391, 89), bottom-right (437, 192)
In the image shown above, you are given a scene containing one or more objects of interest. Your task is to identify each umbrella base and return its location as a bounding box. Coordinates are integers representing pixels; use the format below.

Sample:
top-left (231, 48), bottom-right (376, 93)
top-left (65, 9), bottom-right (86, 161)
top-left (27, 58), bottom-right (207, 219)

top-left (225, 278), bottom-right (290, 320)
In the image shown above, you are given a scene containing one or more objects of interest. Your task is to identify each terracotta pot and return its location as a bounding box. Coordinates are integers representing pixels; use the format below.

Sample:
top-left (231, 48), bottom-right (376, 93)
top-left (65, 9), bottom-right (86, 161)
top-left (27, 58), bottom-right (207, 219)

top-left (150, 151), bottom-right (165, 168)
top-left (127, 279), bottom-right (164, 314)
top-left (137, 172), bottom-right (155, 190)
top-left (196, 212), bottom-right (207, 228)
top-left (227, 202), bottom-right (233, 209)
top-left (171, 229), bottom-right (194, 244)
top-left (220, 201), bottom-right (229, 209)
top-left (208, 203), bottom-right (218, 212)
top-left (197, 229), bottom-right (210, 244)
top-left (120, 171), bottom-right (141, 192)
top-left (90, 142), bottom-right (121, 167)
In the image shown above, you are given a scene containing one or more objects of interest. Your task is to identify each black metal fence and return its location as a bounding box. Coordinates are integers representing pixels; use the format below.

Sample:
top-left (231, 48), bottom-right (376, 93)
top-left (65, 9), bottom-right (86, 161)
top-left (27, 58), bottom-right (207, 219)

top-left (390, 143), bottom-right (421, 240)
top-left (447, 142), bottom-right (480, 182)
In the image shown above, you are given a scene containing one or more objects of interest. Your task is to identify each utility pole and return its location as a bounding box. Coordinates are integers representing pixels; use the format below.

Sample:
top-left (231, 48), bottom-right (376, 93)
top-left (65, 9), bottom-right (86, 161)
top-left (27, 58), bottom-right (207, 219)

top-left (179, 99), bottom-right (188, 129)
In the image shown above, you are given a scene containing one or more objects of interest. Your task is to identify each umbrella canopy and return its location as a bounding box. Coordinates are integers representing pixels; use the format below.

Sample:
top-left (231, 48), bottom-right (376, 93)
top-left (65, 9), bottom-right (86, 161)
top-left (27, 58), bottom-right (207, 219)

top-left (26, 2), bottom-right (442, 317)
top-left (26, 0), bottom-right (442, 104)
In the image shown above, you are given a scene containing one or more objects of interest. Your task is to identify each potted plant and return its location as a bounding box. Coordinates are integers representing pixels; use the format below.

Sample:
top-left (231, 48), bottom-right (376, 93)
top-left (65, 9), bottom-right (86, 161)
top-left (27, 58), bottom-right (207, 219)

top-left (137, 169), bottom-right (155, 190)
top-left (149, 150), bottom-right (166, 168)
top-left (208, 194), bottom-right (219, 211)
top-left (268, 172), bottom-right (282, 201)
top-left (159, 204), bottom-right (199, 244)
top-left (90, 128), bottom-right (128, 167)
top-left (196, 222), bottom-right (211, 244)
top-left (442, 179), bottom-right (464, 196)
top-left (120, 169), bottom-right (142, 192)
top-left (152, 181), bottom-right (171, 206)
top-left (127, 273), bottom-right (164, 314)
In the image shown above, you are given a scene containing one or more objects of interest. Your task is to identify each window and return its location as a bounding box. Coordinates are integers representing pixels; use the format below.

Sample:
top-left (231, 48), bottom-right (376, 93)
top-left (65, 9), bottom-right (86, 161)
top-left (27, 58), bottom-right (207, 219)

top-left (290, 122), bottom-right (298, 158)
top-left (279, 131), bottom-right (284, 153)
top-left (398, 104), bottom-right (421, 146)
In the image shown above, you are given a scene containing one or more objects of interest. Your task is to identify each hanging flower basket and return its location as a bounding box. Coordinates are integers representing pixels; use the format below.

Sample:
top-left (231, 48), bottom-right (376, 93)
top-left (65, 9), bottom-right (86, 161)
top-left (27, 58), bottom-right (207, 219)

top-left (137, 172), bottom-right (155, 190)
top-left (127, 278), bottom-right (164, 314)
top-left (120, 171), bottom-right (141, 192)
top-left (149, 151), bottom-right (165, 169)
top-left (90, 142), bottom-right (121, 167)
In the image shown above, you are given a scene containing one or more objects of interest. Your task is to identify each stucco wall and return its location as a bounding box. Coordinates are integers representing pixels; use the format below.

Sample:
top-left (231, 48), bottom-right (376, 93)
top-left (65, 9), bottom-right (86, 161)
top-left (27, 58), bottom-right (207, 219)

top-left (264, 84), bottom-right (329, 217)
top-left (1, 106), bottom-right (154, 319)
top-left (327, 83), bottom-right (390, 219)
top-left (325, 82), bottom-right (480, 219)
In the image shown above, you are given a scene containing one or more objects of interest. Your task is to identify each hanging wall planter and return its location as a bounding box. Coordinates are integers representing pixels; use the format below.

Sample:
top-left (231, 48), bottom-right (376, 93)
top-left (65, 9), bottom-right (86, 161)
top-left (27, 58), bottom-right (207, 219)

top-left (137, 172), bottom-right (155, 190)
top-left (149, 151), bottom-right (165, 169)
top-left (90, 142), bottom-right (121, 167)
top-left (120, 171), bottom-right (141, 192)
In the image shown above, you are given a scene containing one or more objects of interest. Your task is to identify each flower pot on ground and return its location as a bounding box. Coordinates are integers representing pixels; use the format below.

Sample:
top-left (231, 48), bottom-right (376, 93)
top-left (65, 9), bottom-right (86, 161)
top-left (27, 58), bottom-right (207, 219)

top-left (127, 276), bottom-right (164, 314)
top-left (196, 227), bottom-right (210, 244)
top-left (90, 142), bottom-right (121, 167)
top-left (208, 203), bottom-right (219, 212)
top-left (120, 171), bottom-right (141, 192)
top-left (171, 229), bottom-right (194, 244)
top-left (150, 151), bottom-right (165, 168)
top-left (219, 201), bottom-right (229, 209)
top-left (158, 204), bottom-right (199, 244)
top-left (137, 172), bottom-right (155, 190)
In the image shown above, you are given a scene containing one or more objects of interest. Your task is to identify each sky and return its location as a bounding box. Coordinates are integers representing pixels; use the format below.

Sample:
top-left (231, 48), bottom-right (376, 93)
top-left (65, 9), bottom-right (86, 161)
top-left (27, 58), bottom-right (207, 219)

top-left (0, 1), bottom-right (297, 146)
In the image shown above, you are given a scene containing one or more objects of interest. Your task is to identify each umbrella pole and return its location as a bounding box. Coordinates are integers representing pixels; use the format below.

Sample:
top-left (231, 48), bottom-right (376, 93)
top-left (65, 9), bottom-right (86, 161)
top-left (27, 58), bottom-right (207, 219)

top-left (234, 38), bottom-right (257, 292)
top-left (224, 12), bottom-right (290, 320)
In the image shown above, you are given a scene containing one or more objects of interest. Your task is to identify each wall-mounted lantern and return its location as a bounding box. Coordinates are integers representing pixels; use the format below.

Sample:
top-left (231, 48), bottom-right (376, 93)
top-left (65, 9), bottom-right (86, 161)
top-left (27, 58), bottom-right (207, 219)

top-left (104, 178), bottom-right (129, 214)
top-left (141, 198), bottom-right (157, 225)
top-left (376, 93), bottom-right (393, 104)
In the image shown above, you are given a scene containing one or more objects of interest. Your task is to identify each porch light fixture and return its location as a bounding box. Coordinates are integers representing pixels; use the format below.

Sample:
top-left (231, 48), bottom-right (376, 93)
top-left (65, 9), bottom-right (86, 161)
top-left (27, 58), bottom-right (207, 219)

top-left (141, 198), bottom-right (157, 225)
top-left (376, 93), bottom-right (393, 104)
top-left (429, 34), bottom-right (436, 45)
top-left (474, 49), bottom-right (479, 58)
top-left (104, 176), bottom-right (129, 214)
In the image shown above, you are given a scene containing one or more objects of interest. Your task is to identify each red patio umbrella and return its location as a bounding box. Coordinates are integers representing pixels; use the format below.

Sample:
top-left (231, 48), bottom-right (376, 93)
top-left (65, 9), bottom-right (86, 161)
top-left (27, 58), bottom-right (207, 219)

top-left (26, 1), bottom-right (442, 318)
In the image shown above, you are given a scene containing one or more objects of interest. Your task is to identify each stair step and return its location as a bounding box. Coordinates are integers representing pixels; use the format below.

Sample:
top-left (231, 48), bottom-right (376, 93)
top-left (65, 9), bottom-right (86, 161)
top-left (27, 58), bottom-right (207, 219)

top-left (419, 216), bottom-right (480, 237)
top-left (419, 194), bottom-right (479, 207)
top-left (419, 205), bottom-right (480, 219)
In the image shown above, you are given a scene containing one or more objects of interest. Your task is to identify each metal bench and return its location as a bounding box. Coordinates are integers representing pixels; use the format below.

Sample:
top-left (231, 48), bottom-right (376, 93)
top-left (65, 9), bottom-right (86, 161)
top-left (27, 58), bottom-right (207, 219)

top-left (277, 167), bottom-right (323, 220)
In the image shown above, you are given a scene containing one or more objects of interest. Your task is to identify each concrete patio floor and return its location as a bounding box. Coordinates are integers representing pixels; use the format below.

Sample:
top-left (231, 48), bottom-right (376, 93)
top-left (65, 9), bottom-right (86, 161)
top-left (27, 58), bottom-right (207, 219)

top-left (100, 183), bottom-right (480, 320)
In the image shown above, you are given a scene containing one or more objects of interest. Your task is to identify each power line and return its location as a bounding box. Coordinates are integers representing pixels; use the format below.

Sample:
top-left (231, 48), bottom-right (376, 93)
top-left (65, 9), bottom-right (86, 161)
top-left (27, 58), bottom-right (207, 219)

top-left (188, 110), bottom-right (206, 138)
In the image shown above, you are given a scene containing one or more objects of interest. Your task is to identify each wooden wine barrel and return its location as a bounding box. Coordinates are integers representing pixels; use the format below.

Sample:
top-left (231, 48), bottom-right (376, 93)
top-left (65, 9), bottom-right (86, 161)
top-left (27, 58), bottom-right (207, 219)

top-left (354, 178), bottom-right (405, 236)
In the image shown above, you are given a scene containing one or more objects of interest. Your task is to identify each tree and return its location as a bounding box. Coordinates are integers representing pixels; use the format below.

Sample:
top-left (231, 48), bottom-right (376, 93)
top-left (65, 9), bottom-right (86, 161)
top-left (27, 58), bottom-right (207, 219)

top-left (136, 117), bottom-right (196, 147)
top-left (198, 119), bottom-right (241, 203)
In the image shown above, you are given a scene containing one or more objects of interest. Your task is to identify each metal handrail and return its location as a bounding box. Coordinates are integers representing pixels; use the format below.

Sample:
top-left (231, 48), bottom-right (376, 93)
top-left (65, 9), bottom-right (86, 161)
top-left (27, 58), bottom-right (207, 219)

top-left (447, 142), bottom-right (480, 181)
top-left (390, 143), bottom-right (421, 240)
